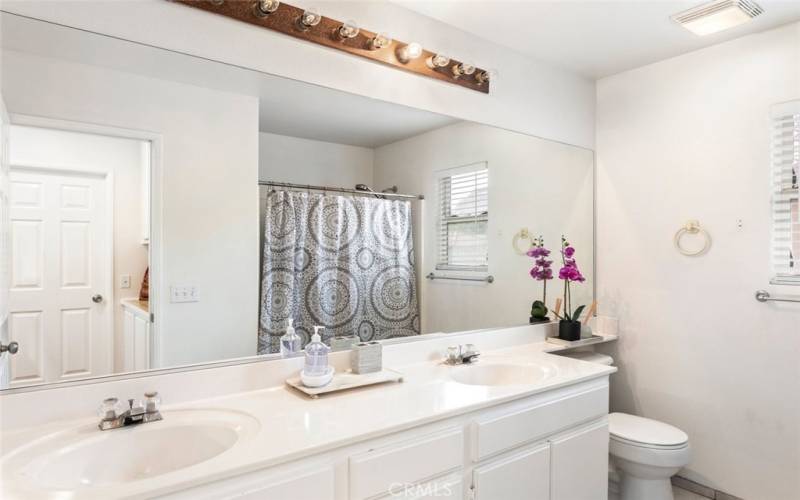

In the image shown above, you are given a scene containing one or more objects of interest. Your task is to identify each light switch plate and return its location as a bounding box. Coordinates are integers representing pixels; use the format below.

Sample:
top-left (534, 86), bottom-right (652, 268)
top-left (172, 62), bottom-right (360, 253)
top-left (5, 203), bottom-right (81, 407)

top-left (170, 285), bottom-right (199, 303)
top-left (120, 274), bottom-right (131, 289)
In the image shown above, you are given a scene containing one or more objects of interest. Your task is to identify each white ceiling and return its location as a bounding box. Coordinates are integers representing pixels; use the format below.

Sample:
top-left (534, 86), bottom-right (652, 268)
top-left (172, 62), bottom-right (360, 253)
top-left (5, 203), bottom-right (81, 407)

top-left (0, 13), bottom-right (456, 148)
top-left (396, 0), bottom-right (800, 78)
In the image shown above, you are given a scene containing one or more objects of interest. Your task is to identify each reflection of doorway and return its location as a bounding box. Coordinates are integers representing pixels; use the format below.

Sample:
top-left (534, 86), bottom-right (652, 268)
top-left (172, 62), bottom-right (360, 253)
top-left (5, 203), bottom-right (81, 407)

top-left (9, 166), bottom-right (112, 386)
top-left (6, 118), bottom-right (157, 387)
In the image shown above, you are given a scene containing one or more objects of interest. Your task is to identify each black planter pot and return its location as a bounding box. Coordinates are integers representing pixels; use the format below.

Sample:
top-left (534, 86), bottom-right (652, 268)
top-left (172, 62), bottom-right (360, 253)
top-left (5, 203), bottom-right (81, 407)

top-left (529, 316), bottom-right (550, 324)
top-left (558, 320), bottom-right (582, 341)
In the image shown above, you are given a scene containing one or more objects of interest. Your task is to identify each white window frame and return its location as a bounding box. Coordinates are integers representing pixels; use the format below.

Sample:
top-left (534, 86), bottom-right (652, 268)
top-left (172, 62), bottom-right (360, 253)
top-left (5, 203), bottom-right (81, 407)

top-left (434, 162), bottom-right (489, 275)
top-left (770, 100), bottom-right (800, 285)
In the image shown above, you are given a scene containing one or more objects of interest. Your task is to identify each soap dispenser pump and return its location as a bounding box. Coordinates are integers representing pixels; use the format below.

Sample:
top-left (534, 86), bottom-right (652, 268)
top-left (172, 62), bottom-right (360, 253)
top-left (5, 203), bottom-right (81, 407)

top-left (301, 326), bottom-right (334, 388)
top-left (279, 318), bottom-right (301, 357)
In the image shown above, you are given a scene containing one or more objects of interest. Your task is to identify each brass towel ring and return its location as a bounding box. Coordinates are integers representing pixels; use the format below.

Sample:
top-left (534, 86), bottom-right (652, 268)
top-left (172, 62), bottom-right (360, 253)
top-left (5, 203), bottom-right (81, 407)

top-left (674, 220), bottom-right (711, 256)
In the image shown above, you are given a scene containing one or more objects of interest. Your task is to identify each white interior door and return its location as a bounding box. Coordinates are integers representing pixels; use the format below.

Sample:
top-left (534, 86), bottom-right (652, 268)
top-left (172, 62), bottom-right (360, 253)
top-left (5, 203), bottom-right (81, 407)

top-left (8, 166), bottom-right (111, 387)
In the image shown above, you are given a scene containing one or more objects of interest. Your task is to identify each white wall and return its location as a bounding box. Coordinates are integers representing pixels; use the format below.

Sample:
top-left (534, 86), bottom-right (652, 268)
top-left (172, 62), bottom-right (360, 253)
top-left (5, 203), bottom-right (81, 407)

top-left (259, 132), bottom-right (373, 187)
top-left (596, 22), bottom-right (800, 500)
top-left (375, 122), bottom-right (594, 334)
top-left (8, 125), bottom-right (148, 373)
top-left (1, 0), bottom-right (595, 150)
top-left (1, 50), bottom-right (260, 368)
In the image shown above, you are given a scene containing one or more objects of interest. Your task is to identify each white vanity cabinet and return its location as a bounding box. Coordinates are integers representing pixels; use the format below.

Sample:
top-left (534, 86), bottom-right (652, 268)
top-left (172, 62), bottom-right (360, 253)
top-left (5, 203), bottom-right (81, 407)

top-left (471, 442), bottom-right (551, 499)
top-left (120, 299), bottom-right (151, 372)
top-left (159, 378), bottom-right (610, 500)
top-left (549, 420), bottom-right (610, 500)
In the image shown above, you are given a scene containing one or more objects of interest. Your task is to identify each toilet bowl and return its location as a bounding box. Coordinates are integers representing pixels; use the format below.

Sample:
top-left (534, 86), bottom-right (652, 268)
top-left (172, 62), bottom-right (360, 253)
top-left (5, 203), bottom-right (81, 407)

top-left (609, 412), bottom-right (690, 500)
top-left (559, 352), bottom-right (691, 500)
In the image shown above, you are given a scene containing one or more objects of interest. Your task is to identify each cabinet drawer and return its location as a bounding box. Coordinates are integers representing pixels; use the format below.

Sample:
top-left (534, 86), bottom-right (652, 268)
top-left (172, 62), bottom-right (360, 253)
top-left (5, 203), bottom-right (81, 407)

top-left (378, 474), bottom-right (462, 500)
top-left (471, 385), bottom-right (608, 461)
top-left (160, 463), bottom-right (334, 500)
top-left (349, 428), bottom-right (463, 500)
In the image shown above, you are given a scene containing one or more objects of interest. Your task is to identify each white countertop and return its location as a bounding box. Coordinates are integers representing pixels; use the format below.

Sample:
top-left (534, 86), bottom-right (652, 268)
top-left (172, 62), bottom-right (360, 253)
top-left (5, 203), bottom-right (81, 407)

top-left (1, 337), bottom-right (615, 500)
top-left (120, 298), bottom-right (149, 317)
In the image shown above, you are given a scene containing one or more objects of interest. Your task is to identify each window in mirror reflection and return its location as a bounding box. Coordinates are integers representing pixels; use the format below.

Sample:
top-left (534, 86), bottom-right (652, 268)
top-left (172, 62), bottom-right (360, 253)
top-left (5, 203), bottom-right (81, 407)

top-left (436, 163), bottom-right (489, 273)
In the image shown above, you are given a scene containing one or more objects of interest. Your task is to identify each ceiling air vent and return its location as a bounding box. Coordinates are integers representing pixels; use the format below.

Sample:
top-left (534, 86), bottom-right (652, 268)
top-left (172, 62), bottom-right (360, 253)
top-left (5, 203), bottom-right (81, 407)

top-left (672, 0), bottom-right (764, 36)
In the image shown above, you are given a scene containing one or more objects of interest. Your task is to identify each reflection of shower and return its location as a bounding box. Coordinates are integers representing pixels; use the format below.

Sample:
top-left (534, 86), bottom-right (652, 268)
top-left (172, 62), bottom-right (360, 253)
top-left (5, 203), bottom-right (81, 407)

top-left (354, 184), bottom-right (399, 199)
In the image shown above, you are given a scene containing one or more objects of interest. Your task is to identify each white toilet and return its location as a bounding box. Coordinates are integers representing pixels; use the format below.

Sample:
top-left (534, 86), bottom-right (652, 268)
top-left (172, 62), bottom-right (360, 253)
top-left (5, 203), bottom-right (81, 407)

top-left (560, 352), bottom-right (691, 500)
top-left (609, 412), bottom-right (690, 500)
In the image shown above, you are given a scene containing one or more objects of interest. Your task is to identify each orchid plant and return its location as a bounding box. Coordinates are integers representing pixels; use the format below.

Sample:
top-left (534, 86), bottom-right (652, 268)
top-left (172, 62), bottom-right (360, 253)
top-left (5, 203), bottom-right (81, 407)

top-left (527, 236), bottom-right (553, 322)
top-left (557, 235), bottom-right (586, 323)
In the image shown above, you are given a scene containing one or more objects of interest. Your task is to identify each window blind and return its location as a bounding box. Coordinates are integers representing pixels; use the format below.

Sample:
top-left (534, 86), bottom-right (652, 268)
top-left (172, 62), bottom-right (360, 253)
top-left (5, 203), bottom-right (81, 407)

top-left (436, 163), bottom-right (489, 272)
top-left (771, 101), bottom-right (800, 285)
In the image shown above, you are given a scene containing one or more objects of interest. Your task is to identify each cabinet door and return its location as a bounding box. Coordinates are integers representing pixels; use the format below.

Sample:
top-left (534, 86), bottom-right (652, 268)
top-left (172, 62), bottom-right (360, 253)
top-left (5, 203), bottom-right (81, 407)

top-left (550, 420), bottom-right (608, 500)
top-left (473, 443), bottom-right (550, 500)
top-left (133, 314), bottom-right (149, 371)
top-left (122, 310), bottom-right (135, 372)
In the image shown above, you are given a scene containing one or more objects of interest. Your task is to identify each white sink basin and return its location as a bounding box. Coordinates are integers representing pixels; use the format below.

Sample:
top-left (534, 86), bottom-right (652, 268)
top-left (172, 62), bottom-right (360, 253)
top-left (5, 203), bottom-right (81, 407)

top-left (449, 362), bottom-right (555, 386)
top-left (4, 408), bottom-right (260, 490)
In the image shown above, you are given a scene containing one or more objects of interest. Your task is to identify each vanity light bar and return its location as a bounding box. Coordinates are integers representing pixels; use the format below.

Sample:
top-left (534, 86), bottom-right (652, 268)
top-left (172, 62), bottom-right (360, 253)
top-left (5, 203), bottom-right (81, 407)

top-left (173, 0), bottom-right (491, 94)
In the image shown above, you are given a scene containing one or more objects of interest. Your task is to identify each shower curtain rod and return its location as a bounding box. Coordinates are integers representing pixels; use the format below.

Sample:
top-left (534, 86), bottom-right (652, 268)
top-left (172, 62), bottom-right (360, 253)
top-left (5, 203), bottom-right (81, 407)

top-left (258, 180), bottom-right (425, 200)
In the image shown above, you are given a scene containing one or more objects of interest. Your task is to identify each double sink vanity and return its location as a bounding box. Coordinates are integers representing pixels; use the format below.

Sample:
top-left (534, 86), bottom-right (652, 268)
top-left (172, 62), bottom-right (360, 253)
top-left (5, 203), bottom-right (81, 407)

top-left (0, 324), bottom-right (616, 499)
top-left (0, 8), bottom-right (610, 500)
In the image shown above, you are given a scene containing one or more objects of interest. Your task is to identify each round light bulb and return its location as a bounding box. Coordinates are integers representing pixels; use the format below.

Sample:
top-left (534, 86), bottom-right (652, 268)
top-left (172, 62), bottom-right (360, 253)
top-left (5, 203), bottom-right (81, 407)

top-left (476, 68), bottom-right (497, 85)
top-left (299, 8), bottom-right (321, 28)
top-left (427, 53), bottom-right (450, 68)
top-left (398, 42), bottom-right (423, 62)
top-left (338, 20), bottom-right (360, 39)
top-left (254, 0), bottom-right (280, 17)
top-left (370, 32), bottom-right (392, 50)
top-left (452, 61), bottom-right (476, 78)
top-left (406, 42), bottom-right (423, 59)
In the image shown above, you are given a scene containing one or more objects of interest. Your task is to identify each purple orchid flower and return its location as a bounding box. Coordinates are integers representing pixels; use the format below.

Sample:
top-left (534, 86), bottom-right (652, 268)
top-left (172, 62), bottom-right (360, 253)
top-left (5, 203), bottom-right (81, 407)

top-left (558, 236), bottom-right (587, 322)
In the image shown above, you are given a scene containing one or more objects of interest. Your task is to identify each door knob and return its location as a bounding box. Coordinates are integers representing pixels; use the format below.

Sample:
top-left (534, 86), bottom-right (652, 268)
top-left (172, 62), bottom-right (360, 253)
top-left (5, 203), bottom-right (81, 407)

top-left (0, 341), bottom-right (19, 355)
top-left (92, 294), bottom-right (104, 303)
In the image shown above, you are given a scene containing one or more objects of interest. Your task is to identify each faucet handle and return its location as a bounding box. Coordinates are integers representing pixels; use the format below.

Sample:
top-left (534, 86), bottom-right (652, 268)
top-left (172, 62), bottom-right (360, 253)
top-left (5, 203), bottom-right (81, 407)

top-left (98, 397), bottom-right (126, 421)
top-left (446, 346), bottom-right (461, 364)
top-left (144, 391), bottom-right (161, 414)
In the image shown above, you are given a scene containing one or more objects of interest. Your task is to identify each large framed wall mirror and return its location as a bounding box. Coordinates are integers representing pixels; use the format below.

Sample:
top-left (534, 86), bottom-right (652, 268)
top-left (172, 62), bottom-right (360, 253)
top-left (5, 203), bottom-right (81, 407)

top-left (0, 12), bottom-right (594, 391)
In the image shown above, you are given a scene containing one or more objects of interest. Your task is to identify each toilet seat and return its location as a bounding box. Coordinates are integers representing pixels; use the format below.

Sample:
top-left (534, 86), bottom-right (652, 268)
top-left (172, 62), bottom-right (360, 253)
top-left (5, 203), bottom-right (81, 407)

top-left (609, 413), bottom-right (690, 469)
top-left (609, 412), bottom-right (688, 448)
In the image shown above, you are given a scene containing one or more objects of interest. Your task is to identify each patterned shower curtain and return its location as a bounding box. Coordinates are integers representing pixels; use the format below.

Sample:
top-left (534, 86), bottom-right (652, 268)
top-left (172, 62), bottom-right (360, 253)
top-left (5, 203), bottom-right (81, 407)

top-left (258, 191), bottom-right (420, 354)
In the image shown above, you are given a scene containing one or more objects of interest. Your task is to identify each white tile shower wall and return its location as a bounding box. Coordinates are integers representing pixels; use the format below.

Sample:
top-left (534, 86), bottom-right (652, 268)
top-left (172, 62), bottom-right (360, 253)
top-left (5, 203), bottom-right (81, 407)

top-left (596, 22), bottom-right (800, 500)
top-left (0, 0), bottom-right (595, 150)
top-left (9, 126), bottom-right (148, 373)
top-left (374, 121), bottom-right (594, 334)
top-left (1, 49), bottom-right (260, 367)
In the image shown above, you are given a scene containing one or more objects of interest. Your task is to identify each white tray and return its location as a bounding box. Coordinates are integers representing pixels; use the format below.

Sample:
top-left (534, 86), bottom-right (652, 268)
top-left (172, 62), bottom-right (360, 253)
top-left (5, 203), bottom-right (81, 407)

top-left (286, 368), bottom-right (404, 399)
top-left (546, 334), bottom-right (605, 348)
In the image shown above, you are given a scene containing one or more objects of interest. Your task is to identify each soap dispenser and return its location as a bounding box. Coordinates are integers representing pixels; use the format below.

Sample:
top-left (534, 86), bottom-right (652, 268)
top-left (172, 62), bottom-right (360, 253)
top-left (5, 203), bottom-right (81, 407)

top-left (279, 318), bottom-right (301, 357)
top-left (301, 326), bottom-right (334, 388)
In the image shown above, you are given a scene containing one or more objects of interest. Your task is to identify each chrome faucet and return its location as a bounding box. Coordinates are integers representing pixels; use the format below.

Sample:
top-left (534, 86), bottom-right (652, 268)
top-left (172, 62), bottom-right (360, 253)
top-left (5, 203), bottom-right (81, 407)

top-left (98, 391), bottom-right (162, 431)
top-left (445, 344), bottom-right (480, 365)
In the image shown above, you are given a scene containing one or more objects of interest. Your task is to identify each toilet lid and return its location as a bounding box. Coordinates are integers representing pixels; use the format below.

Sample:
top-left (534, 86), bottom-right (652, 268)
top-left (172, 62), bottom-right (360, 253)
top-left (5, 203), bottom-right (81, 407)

top-left (609, 412), bottom-right (688, 448)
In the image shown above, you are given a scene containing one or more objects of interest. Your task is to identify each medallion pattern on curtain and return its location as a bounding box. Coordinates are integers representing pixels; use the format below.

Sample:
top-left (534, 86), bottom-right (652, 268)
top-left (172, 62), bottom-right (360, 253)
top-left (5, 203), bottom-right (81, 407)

top-left (259, 191), bottom-right (420, 354)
